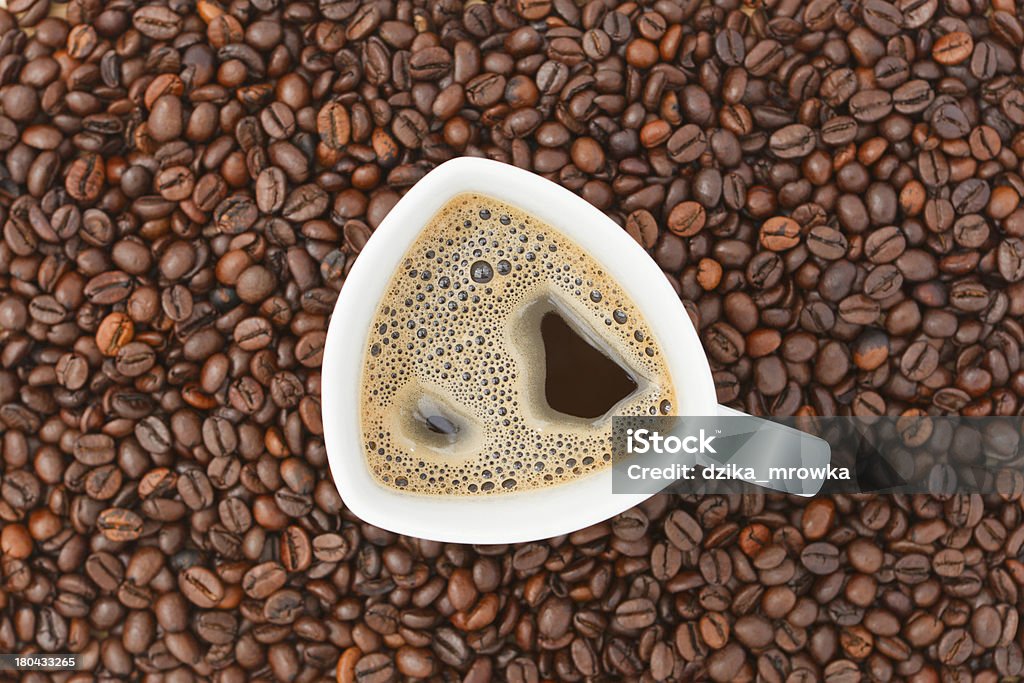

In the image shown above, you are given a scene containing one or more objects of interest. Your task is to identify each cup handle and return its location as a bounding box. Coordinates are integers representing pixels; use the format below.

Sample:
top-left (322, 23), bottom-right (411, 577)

top-left (711, 403), bottom-right (830, 497)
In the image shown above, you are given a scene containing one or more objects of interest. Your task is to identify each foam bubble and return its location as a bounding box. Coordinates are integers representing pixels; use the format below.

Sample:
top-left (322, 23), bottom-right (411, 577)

top-left (359, 193), bottom-right (676, 495)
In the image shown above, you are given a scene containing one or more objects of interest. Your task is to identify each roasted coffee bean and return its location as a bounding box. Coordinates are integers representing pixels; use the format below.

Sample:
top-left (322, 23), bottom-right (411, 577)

top-left (65, 154), bottom-right (105, 201)
top-left (667, 124), bottom-right (706, 163)
top-left (96, 508), bottom-right (143, 541)
top-left (807, 226), bottom-right (849, 260)
top-left (769, 124), bottom-right (816, 159)
top-left (243, 563), bottom-right (288, 603)
top-left (863, 0), bottom-right (902, 35)
top-left (115, 342), bottom-right (157, 377)
top-left (760, 217), bottom-right (801, 251)
top-left (133, 6), bottom-right (182, 40)
top-left (665, 510), bottom-right (702, 550)
top-left (933, 102), bottom-right (971, 139)
top-left (255, 167), bottom-right (287, 214)
top-left (409, 47), bottom-right (452, 81)
top-left (74, 434), bottom-right (116, 466)
top-left (282, 183), bottom-right (328, 222)
top-left (998, 239), bottom-right (1024, 282)
top-left (933, 32), bottom-right (973, 65)
top-left (614, 598), bottom-right (656, 630)
top-left (179, 566), bottom-right (225, 608)
top-left (850, 90), bottom-right (893, 122)
top-left (864, 226), bottom-right (905, 263)
top-left (821, 117), bottom-right (859, 146)
top-left (668, 202), bottom-right (706, 237)
top-left (317, 102), bottom-right (351, 149)
top-left (801, 542), bottom-right (840, 574)
top-left (745, 40), bottom-right (784, 77)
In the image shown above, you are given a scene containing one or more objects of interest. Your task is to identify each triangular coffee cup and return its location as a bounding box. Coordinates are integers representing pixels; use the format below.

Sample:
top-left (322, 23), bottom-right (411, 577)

top-left (323, 157), bottom-right (821, 543)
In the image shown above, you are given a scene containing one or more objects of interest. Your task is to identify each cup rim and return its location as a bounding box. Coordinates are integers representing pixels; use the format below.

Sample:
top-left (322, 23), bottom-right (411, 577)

top-left (322, 157), bottom-right (718, 543)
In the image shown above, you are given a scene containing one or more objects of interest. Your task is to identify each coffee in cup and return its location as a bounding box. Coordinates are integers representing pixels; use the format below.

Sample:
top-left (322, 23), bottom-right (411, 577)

top-left (358, 192), bottom-right (676, 495)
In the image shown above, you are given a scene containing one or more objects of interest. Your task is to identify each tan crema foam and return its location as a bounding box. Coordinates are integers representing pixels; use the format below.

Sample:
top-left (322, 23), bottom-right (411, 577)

top-left (359, 193), bottom-right (675, 495)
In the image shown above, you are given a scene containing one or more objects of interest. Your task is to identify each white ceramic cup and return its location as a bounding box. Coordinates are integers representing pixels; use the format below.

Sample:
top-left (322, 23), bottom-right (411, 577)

top-left (324, 157), bottom-right (761, 544)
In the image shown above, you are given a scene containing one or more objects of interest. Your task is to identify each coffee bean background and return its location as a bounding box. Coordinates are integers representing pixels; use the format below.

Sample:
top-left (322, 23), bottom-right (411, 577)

top-left (1, 0), bottom-right (1024, 679)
